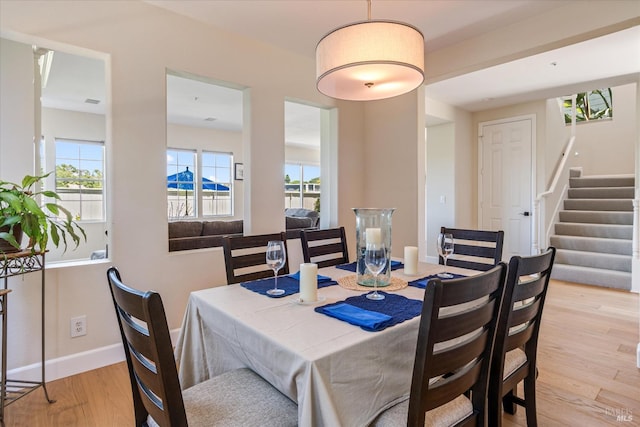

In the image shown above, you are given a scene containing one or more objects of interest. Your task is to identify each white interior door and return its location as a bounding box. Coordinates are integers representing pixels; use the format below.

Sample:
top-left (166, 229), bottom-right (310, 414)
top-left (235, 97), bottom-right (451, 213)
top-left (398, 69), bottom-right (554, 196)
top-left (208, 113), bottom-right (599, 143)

top-left (479, 117), bottom-right (533, 259)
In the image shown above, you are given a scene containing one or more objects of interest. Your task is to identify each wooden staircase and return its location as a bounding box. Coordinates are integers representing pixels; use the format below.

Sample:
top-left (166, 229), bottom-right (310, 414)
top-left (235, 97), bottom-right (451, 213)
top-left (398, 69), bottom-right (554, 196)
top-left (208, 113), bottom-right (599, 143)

top-left (550, 170), bottom-right (633, 291)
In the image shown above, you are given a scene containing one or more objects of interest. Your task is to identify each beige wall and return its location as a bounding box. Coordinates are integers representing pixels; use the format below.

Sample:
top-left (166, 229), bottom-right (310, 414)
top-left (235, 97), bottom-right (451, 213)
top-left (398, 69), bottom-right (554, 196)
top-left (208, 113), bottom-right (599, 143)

top-left (426, 123), bottom-right (455, 259)
top-left (423, 96), bottom-right (474, 259)
top-left (569, 84), bottom-right (637, 175)
top-left (363, 91), bottom-right (423, 259)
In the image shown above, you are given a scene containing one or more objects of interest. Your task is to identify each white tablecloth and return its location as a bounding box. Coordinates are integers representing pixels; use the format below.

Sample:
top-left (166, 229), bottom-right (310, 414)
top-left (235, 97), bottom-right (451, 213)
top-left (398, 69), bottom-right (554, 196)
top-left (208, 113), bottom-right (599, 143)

top-left (175, 263), bottom-right (471, 427)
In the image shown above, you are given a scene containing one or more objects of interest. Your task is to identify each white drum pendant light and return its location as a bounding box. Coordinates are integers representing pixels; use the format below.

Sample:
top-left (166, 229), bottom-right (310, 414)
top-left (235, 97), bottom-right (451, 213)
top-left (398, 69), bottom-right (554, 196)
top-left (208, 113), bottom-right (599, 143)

top-left (316, 0), bottom-right (424, 101)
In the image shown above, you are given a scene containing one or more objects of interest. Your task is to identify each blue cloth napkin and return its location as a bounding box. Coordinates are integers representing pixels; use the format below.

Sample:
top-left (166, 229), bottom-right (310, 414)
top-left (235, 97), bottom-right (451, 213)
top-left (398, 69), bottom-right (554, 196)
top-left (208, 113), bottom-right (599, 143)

top-left (315, 292), bottom-right (422, 332)
top-left (318, 304), bottom-right (392, 332)
top-left (289, 271), bottom-right (333, 283)
top-left (241, 275), bottom-right (337, 297)
top-left (336, 260), bottom-right (404, 273)
top-left (408, 273), bottom-right (467, 289)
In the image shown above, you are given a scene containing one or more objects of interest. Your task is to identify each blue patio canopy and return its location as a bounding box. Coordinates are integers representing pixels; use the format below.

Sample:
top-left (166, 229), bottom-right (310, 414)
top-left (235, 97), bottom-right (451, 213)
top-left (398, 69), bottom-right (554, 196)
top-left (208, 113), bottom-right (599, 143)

top-left (167, 167), bottom-right (230, 191)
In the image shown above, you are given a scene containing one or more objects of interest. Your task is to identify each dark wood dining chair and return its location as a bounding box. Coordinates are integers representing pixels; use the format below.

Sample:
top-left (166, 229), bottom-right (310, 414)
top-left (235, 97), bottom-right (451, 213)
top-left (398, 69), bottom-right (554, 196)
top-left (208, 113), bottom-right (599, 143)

top-left (222, 232), bottom-right (289, 284)
top-left (106, 267), bottom-right (297, 427)
top-left (372, 263), bottom-right (508, 427)
top-left (488, 247), bottom-right (555, 427)
top-left (440, 226), bottom-right (505, 271)
top-left (300, 226), bottom-right (349, 268)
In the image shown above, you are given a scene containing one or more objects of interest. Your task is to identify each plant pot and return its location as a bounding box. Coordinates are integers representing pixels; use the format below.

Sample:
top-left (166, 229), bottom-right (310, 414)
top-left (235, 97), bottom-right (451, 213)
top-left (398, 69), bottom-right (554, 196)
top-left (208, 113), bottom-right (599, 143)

top-left (0, 223), bottom-right (23, 254)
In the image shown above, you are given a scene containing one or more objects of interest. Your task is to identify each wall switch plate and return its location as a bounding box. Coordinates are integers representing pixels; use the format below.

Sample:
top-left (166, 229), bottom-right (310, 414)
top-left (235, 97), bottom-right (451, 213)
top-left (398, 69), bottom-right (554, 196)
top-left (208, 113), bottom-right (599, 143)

top-left (71, 315), bottom-right (87, 338)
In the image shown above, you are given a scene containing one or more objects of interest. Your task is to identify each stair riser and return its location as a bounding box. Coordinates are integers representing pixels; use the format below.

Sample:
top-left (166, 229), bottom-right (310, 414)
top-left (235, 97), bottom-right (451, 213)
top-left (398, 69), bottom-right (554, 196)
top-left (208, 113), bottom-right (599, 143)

top-left (558, 211), bottom-right (633, 225)
top-left (549, 236), bottom-right (631, 255)
top-left (551, 265), bottom-right (631, 290)
top-left (570, 177), bottom-right (635, 188)
top-left (554, 223), bottom-right (632, 239)
top-left (568, 187), bottom-right (634, 199)
top-left (555, 250), bottom-right (631, 272)
top-left (564, 199), bottom-right (632, 211)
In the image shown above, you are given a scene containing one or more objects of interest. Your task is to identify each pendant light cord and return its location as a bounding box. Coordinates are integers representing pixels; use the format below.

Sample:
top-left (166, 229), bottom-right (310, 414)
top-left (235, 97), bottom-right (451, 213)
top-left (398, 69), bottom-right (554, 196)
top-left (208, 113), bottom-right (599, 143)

top-left (367, 0), bottom-right (371, 21)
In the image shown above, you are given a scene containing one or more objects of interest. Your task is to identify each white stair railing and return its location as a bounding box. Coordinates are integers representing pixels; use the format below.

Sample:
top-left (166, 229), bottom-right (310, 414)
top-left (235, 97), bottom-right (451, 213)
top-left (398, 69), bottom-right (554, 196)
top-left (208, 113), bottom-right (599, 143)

top-left (533, 95), bottom-right (576, 253)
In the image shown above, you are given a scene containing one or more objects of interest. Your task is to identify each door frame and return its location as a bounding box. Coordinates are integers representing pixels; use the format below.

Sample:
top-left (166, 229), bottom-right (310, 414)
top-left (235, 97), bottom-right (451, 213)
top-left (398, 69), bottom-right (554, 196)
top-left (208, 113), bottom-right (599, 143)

top-left (478, 114), bottom-right (537, 256)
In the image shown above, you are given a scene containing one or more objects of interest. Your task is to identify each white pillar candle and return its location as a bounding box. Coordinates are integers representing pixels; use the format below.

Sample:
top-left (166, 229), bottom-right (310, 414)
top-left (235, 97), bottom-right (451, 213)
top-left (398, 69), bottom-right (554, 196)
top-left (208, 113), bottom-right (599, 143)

top-left (299, 263), bottom-right (318, 302)
top-left (404, 246), bottom-right (419, 275)
top-left (365, 228), bottom-right (382, 245)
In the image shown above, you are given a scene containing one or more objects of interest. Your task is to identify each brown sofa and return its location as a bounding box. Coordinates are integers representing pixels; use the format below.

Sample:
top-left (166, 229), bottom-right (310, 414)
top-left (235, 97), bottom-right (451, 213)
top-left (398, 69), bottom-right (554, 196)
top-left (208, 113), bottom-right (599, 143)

top-left (169, 220), bottom-right (243, 252)
top-left (169, 217), bottom-right (317, 252)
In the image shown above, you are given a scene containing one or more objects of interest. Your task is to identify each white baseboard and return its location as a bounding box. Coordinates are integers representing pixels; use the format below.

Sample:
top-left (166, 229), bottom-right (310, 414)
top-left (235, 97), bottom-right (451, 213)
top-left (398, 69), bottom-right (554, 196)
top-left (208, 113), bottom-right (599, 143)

top-left (8, 328), bottom-right (181, 382)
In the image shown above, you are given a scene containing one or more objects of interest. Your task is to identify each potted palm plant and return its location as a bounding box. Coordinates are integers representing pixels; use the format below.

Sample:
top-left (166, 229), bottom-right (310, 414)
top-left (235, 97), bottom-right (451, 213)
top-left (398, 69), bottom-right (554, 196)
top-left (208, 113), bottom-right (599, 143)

top-left (0, 172), bottom-right (86, 254)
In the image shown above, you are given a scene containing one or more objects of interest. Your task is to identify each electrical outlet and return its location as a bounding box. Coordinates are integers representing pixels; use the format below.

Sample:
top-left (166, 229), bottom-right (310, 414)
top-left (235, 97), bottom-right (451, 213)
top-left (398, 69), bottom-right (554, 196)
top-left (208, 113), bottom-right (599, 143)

top-left (71, 315), bottom-right (87, 338)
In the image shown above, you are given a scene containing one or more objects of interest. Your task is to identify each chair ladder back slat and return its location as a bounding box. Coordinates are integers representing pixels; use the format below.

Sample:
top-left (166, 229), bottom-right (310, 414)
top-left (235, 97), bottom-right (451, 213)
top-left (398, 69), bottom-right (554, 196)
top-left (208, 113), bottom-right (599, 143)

top-left (446, 258), bottom-right (494, 272)
top-left (118, 313), bottom-right (156, 361)
top-left (128, 347), bottom-right (163, 396)
top-left (513, 275), bottom-right (547, 302)
top-left (505, 321), bottom-right (536, 352)
top-left (453, 243), bottom-right (500, 259)
top-left (223, 232), bottom-right (289, 284)
top-left (229, 232), bottom-right (286, 250)
top-left (429, 329), bottom-right (489, 378)
top-left (308, 242), bottom-right (346, 258)
top-left (434, 301), bottom-right (496, 343)
top-left (301, 227), bottom-right (349, 267)
top-left (437, 274), bottom-right (501, 306)
top-left (516, 251), bottom-right (555, 276)
top-left (509, 298), bottom-right (541, 329)
top-left (231, 252), bottom-right (273, 270)
top-left (234, 270), bottom-right (281, 283)
top-left (424, 360), bottom-right (483, 413)
top-left (441, 227), bottom-right (505, 271)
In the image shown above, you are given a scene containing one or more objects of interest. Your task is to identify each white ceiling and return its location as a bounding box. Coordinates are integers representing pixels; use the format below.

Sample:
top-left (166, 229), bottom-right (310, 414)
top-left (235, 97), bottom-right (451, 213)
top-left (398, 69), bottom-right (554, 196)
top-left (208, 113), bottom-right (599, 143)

top-left (39, 0), bottom-right (640, 146)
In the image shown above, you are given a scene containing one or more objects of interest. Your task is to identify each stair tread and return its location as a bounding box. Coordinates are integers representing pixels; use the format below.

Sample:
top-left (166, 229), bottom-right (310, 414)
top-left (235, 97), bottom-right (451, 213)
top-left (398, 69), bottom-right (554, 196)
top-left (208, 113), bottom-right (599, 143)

top-left (553, 263), bottom-right (632, 274)
top-left (559, 210), bottom-right (632, 213)
top-left (574, 174), bottom-right (634, 179)
top-left (574, 186), bottom-right (635, 190)
top-left (556, 248), bottom-right (631, 258)
top-left (564, 198), bottom-right (633, 201)
top-left (556, 222), bottom-right (632, 227)
top-left (550, 235), bottom-right (631, 242)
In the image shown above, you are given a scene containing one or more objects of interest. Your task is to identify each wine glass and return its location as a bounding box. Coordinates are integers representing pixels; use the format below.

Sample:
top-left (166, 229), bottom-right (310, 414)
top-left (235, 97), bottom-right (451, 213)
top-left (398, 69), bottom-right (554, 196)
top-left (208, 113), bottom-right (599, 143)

top-left (365, 242), bottom-right (387, 301)
top-left (266, 240), bottom-right (286, 296)
top-left (437, 233), bottom-right (454, 278)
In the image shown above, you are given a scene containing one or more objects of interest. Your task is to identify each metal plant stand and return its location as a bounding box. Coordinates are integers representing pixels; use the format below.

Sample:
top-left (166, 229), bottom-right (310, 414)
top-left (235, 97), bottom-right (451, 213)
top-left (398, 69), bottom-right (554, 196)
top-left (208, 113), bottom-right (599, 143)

top-left (0, 251), bottom-right (54, 424)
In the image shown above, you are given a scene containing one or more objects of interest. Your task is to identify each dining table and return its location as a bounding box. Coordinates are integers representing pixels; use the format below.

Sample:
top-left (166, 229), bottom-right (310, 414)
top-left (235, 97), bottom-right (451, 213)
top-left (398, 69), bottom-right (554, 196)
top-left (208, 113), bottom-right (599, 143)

top-left (174, 261), bottom-right (475, 427)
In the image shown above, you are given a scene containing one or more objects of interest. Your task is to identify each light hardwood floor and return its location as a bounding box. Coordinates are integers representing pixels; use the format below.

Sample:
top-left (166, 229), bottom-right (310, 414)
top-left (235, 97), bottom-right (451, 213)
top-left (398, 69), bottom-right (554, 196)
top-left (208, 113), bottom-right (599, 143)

top-left (4, 280), bottom-right (639, 426)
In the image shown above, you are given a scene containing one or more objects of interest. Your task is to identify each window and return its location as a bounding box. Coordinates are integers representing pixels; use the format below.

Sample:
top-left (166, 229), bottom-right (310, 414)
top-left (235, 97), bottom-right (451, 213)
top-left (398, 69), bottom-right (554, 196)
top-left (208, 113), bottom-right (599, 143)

top-left (202, 151), bottom-right (232, 216)
top-left (167, 149), bottom-right (233, 219)
top-left (562, 88), bottom-right (612, 124)
top-left (284, 163), bottom-right (320, 211)
top-left (55, 138), bottom-right (105, 221)
top-left (167, 149), bottom-right (196, 218)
